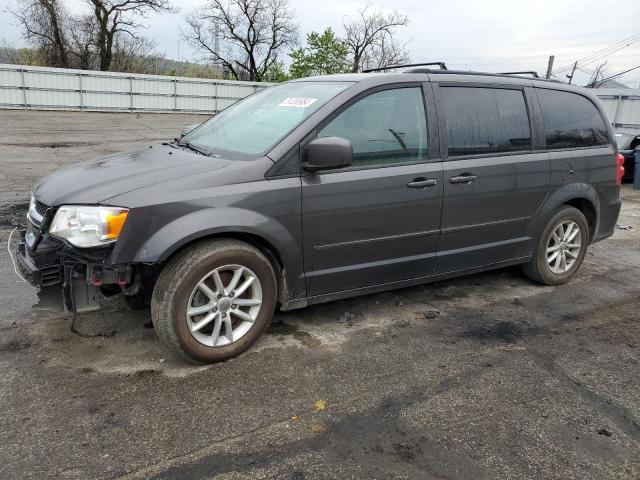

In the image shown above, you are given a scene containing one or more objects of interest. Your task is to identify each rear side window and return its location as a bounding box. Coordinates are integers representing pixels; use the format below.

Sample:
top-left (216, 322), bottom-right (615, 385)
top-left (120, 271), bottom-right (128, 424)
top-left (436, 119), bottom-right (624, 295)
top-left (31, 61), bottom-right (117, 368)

top-left (537, 89), bottom-right (609, 149)
top-left (441, 87), bottom-right (531, 157)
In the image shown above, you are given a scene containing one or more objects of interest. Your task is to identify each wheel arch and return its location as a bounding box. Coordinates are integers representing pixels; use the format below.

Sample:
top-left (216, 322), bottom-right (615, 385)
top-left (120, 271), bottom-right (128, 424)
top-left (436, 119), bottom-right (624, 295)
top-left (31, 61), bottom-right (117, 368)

top-left (562, 197), bottom-right (597, 241)
top-left (528, 183), bottom-right (601, 246)
top-left (111, 207), bottom-right (306, 303)
top-left (175, 231), bottom-right (291, 303)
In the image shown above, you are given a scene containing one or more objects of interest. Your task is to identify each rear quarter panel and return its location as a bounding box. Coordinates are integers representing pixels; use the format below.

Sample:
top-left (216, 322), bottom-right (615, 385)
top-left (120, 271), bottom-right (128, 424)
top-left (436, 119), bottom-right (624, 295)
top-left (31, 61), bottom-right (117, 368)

top-left (528, 86), bottom-right (620, 244)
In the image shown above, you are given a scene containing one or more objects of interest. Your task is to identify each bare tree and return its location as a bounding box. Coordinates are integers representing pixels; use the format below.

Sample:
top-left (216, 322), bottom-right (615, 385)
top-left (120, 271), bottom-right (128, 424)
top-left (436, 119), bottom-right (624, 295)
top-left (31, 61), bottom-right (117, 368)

top-left (110, 36), bottom-right (160, 73)
top-left (0, 41), bottom-right (44, 65)
top-left (9, 0), bottom-right (71, 67)
top-left (587, 61), bottom-right (608, 87)
top-left (67, 15), bottom-right (98, 69)
top-left (183, 0), bottom-right (298, 81)
top-left (362, 34), bottom-right (410, 71)
top-left (343, 2), bottom-right (409, 72)
top-left (86, 0), bottom-right (175, 71)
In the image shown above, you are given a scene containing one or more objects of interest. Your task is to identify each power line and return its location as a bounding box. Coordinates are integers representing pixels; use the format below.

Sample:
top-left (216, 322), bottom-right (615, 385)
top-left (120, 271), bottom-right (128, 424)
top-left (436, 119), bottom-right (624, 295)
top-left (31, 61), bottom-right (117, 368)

top-left (553, 32), bottom-right (640, 74)
top-left (554, 32), bottom-right (640, 72)
top-left (591, 64), bottom-right (640, 87)
top-left (576, 65), bottom-right (595, 74)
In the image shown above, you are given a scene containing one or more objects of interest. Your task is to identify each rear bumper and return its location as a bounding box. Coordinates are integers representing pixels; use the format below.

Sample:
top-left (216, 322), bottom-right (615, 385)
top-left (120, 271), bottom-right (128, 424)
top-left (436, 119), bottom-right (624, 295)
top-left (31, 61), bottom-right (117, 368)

top-left (593, 196), bottom-right (622, 243)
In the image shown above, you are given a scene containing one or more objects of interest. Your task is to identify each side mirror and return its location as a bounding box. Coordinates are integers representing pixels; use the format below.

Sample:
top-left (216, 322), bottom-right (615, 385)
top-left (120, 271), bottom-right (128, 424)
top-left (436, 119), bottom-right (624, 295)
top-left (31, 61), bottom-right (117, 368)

top-left (180, 123), bottom-right (201, 138)
top-left (302, 136), bottom-right (353, 172)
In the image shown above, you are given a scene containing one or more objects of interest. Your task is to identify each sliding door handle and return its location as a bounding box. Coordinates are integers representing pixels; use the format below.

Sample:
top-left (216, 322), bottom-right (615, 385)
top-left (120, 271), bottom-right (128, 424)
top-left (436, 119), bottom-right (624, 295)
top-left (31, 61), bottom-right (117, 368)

top-left (449, 174), bottom-right (477, 184)
top-left (407, 178), bottom-right (438, 189)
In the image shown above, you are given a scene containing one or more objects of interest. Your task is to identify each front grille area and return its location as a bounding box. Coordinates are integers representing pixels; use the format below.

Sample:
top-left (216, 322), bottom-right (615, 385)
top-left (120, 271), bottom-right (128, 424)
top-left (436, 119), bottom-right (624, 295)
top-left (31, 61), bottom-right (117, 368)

top-left (26, 198), bottom-right (52, 249)
top-left (34, 200), bottom-right (49, 217)
top-left (15, 237), bottom-right (63, 287)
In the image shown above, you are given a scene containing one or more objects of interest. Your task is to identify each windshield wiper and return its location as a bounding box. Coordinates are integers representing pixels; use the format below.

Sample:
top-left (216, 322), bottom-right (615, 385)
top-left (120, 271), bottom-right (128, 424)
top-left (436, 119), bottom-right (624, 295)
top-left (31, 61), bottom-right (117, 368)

top-left (177, 141), bottom-right (210, 156)
top-left (388, 129), bottom-right (408, 151)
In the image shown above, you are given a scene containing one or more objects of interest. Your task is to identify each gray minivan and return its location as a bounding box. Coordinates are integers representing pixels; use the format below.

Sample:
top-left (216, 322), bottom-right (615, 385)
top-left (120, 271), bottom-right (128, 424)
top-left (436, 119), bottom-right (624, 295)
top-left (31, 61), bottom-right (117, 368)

top-left (15, 68), bottom-right (624, 363)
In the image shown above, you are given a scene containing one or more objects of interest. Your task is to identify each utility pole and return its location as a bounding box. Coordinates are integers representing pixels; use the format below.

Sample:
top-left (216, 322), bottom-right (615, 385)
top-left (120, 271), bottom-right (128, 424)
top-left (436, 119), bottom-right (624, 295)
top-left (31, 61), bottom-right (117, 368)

top-left (214, 21), bottom-right (220, 71)
top-left (566, 61), bottom-right (577, 85)
top-left (545, 55), bottom-right (555, 79)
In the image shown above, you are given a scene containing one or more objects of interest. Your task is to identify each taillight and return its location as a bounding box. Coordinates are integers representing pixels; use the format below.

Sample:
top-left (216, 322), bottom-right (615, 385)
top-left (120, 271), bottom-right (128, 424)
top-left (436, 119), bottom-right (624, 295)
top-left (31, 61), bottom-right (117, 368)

top-left (616, 153), bottom-right (625, 186)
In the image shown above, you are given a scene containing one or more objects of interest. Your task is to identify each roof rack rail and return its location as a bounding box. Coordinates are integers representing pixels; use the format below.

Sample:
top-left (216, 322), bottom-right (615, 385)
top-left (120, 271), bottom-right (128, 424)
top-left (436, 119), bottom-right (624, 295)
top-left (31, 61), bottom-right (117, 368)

top-left (498, 71), bottom-right (540, 78)
top-left (404, 68), bottom-right (561, 83)
top-left (362, 62), bottom-right (448, 73)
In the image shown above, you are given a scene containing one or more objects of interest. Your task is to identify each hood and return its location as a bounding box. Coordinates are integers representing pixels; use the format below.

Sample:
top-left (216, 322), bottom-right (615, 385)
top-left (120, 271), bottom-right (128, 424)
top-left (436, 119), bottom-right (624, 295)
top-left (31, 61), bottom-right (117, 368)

top-left (33, 144), bottom-right (232, 206)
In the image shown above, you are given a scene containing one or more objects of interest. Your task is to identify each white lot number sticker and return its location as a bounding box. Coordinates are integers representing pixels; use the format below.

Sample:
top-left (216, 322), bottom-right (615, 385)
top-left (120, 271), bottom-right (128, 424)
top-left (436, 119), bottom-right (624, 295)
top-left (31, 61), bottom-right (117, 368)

top-left (279, 97), bottom-right (318, 108)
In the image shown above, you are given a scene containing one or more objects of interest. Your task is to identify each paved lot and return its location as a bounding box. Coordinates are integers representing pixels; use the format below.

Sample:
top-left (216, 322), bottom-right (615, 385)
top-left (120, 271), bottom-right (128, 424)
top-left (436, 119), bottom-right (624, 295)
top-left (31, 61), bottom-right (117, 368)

top-left (1, 110), bottom-right (639, 479)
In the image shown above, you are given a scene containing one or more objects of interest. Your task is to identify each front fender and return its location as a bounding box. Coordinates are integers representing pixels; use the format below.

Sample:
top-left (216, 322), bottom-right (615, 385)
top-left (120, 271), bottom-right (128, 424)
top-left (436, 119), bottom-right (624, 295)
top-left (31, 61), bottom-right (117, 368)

top-left (110, 206), bottom-right (305, 299)
top-left (526, 182), bottom-right (600, 245)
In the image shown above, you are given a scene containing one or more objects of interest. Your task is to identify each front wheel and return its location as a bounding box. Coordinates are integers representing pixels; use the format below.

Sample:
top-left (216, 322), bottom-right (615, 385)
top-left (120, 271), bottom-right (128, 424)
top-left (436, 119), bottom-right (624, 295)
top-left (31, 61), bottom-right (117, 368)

top-left (522, 206), bottom-right (589, 285)
top-left (151, 239), bottom-right (277, 363)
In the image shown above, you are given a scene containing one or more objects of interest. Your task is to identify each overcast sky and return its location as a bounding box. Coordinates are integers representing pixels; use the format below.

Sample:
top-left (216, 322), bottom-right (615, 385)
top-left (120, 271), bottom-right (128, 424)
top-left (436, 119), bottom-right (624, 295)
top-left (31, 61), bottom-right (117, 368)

top-left (1, 0), bottom-right (639, 86)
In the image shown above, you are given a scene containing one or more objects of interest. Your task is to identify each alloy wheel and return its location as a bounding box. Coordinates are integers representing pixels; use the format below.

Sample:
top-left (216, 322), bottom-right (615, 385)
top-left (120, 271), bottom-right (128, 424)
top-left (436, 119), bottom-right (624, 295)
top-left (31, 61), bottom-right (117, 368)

top-left (185, 264), bottom-right (263, 347)
top-left (546, 220), bottom-right (582, 274)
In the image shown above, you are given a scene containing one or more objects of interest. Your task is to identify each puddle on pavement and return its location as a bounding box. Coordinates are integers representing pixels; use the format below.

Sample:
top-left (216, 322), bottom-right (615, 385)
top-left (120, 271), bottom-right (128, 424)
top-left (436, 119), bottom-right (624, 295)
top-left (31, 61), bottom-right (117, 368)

top-left (0, 202), bottom-right (29, 227)
top-left (461, 320), bottom-right (542, 343)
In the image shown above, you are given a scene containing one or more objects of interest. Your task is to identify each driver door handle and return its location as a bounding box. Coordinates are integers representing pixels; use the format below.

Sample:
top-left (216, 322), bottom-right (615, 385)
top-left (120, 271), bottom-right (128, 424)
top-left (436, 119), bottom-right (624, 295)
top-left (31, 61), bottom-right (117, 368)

top-left (450, 174), bottom-right (478, 184)
top-left (407, 178), bottom-right (438, 189)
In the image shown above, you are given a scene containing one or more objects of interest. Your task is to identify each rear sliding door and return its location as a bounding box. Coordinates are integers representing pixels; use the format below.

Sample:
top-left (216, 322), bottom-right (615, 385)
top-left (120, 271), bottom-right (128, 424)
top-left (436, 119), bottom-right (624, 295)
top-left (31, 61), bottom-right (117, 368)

top-left (434, 84), bottom-right (550, 273)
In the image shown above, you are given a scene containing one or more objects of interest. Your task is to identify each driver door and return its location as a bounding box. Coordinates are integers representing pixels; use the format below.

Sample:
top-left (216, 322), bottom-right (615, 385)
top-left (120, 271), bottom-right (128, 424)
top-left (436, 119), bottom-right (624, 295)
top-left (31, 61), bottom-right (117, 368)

top-left (301, 85), bottom-right (443, 296)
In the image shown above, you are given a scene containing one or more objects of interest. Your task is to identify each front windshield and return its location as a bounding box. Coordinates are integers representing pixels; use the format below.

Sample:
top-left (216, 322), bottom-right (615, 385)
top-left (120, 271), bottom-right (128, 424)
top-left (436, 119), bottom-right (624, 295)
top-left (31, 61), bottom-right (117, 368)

top-left (182, 81), bottom-right (352, 159)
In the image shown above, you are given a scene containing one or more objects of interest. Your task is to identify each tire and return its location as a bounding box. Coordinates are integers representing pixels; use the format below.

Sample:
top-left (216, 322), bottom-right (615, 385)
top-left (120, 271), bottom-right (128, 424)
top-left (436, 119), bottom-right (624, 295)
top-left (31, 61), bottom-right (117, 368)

top-left (522, 206), bottom-right (589, 286)
top-left (151, 239), bottom-right (277, 363)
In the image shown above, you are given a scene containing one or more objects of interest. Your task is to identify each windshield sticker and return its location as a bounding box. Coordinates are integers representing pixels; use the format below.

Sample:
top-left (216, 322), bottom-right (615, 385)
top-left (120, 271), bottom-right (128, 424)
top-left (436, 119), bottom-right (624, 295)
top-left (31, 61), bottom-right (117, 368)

top-left (278, 97), bottom-right (318, 108)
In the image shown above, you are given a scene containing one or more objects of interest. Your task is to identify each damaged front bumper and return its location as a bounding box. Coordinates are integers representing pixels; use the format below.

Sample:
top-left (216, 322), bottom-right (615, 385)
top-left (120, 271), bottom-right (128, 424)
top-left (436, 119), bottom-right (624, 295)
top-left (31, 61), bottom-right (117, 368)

top-left (14, 228), bottom-right (134, 313)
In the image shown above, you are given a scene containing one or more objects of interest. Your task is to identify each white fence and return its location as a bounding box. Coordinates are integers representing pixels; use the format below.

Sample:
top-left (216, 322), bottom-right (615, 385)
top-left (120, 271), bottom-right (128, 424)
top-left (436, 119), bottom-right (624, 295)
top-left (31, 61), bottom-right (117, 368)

top-left (0, 64), bottom-right (271, 114)
top-left (595, 88), bottom-right (640, 128)
top-left (1, 64), bottom-right (638, 127)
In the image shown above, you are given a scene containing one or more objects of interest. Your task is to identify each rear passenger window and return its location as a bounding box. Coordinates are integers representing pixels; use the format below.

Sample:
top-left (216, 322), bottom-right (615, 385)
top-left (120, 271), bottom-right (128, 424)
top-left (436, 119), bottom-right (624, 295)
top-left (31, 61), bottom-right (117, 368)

top-left (441, 87), bottom-right (531, 157)
top-left (537, 89), bottom-right (609, 149)
top-left (318, 87), bottom-right (428, 167)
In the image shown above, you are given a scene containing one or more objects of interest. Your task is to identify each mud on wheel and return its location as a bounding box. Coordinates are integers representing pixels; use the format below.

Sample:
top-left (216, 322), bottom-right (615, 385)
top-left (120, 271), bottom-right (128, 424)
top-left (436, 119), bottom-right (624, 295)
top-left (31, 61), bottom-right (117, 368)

top-left (151, 239), bottom-right (277, 363)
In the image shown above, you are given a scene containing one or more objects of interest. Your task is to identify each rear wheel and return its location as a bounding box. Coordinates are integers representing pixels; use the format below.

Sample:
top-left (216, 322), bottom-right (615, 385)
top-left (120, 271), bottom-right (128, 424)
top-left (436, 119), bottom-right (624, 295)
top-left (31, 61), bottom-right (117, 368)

top-left (522, 206), bottom-right (589, 285)
top-left (151, 239), bottom-right (277, 363)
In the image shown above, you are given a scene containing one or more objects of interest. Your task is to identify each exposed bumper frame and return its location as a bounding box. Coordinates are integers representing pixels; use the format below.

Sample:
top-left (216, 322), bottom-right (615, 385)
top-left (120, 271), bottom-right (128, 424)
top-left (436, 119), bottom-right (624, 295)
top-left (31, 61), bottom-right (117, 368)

top-left (14, 228), bottom-right (134, 313)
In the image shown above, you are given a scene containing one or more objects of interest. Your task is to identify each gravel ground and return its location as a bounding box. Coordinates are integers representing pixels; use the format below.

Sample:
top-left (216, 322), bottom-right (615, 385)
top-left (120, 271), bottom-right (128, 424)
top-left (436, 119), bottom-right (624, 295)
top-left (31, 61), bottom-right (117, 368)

top-left (0, 110), bottom-right (639, 479)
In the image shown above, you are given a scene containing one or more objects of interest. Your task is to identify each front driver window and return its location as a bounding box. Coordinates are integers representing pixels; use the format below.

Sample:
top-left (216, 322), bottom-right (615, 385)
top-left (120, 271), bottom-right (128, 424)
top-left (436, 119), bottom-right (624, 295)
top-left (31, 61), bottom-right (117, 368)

top-left (318, 87), bottom-right (428, 167)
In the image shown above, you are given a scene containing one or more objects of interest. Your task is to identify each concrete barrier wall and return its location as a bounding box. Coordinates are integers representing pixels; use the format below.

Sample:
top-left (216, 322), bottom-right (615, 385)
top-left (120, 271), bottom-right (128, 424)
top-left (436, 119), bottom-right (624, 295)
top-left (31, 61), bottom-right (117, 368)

top-left (0, 64), bottom-right (272, 114)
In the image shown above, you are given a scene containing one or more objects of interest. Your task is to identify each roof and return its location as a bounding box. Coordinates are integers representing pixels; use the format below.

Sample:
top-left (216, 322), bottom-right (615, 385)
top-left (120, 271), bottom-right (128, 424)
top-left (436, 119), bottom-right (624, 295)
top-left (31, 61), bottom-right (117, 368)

top-left (291, 71), bottom-right (591, 97)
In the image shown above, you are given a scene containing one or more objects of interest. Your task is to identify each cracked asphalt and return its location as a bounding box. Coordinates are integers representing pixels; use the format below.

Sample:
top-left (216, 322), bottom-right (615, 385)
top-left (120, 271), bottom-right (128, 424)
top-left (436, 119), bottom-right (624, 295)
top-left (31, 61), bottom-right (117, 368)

top-left (0, 110), bottom-right (639, 479)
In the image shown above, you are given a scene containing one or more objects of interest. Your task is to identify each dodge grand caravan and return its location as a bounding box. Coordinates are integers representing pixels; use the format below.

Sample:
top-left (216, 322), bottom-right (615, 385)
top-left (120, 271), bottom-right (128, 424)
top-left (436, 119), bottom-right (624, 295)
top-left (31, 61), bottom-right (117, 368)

top-left (15, 68), bottom-right (624, 363)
